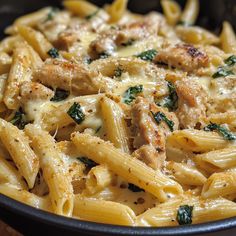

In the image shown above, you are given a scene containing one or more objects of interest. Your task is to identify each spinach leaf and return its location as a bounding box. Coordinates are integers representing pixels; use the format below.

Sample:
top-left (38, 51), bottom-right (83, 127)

top-left (10, 109), bottom-right (28, 130)
top-left (225, 55), bottom-right (236, 66)
top-left (151, 111), bottom-right (174, 132)
top-left (212, 67), bottom-right (234, 78)
top-left (177, 205), bottom-right (193, 225)
top-left (157, 82), bottom-right (178, 111)
top-left (136, 49), bottom-right (158, 61)
top-left (67, 102), bottom-right (85, 124)
top-left (204, 123), bottom-right (236, 141)
top-left (123, 85), bottom-right (143, 104)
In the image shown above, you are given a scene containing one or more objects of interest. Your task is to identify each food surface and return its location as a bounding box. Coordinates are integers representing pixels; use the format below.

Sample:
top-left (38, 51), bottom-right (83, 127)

top-left (0, 0), bottom-right (236, 227)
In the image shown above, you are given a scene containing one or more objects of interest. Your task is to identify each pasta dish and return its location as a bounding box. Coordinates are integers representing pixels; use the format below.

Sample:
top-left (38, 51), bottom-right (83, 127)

top-left (0, 0), bottom-right (236, 227)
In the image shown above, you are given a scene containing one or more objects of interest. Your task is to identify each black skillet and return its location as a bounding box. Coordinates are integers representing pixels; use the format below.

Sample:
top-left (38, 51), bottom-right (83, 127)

top-left (0, 0), bottom-right (236, 235)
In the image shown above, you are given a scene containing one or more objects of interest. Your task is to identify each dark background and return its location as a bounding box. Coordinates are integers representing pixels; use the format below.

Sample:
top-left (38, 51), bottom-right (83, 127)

top-left (0, 0), bottom-right (235, 39)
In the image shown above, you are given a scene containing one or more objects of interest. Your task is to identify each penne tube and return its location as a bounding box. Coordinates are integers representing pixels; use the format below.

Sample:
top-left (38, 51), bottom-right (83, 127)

top-left (25, 124), bottom-right (74, 217)
top-left (201, 172), bottom-right (236, 199)
top-left (0, 155), bottom-right (27, 189)
top-left (71, 133), bottom-right (183, 202)
top-left (106, 0), bottom-right (128, 23)
top-left (167, 129), bottom-right (233, 153)
top-left (137, 196), bottom-right (236, 226)
top-left (220, 21), bottom-right (236, 54)
top-left (0, 183), bottom-right (51, 212)
top-left (166, 145), bottom-right (194, 162)
top-left (0, 74), bottom-right (7, 103)
top-left (73, 195), bottom-right (136, 226)
top-left (85, 165), bottom-right (113, 195)
top-left (3, 43), bottom-right (32, 109)
top-left (63, 0), bottom-right (99, 18)
top-left (13, 7), bottom-right (50, 26)
top-left (100, 96), bottom-right (130, 153)
top-left (17, 25), bottom-right (53, 60)
top-left (39, 95), bottom-right (102, 131)
top-left (0, 35), bottom-right (23, 53)
top-left (179, 0), bottom-right (199, 26)
top-left (0, 119), bottom-right (39, 189)
top-left (166, 161), bottom-right (207, 186)
top-left (161, 0), bottom-right (181, 26)
top-left (195, 147), bottom-right (236, 173)
top-left (0, 52), bottom-right (12, 74)
top-left (176, 25), bottom-right (220, 45)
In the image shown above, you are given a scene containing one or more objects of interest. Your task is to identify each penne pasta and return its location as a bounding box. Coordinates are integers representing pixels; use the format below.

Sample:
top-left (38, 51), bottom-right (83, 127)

top-left (166, 161), bottom-right (207, 186)
top-left (17, 25), bottom-right (53, 60)
top-left (100, 96), bottom-right (130, 153)
top-left (0, 183), bottom-right (51, 212)
top-left (195, 147), bottom-right (236, 173)
top-left (71, 132), bottom-right (183, 202)
top-left (137, 196), bottom-right (236, 226)
top-left (220, 21), bottom-right (236, 54)
top-left (73, 195), bottom-right (136, 226)
top-left (106, 0), bottom-right (128, 23)
top-left (0, 155), bottom-right (27, 189)
top-left (3, 43), bottom-right (32, 109)
top-left (64, 0), bottom-right (99, 18)
top-left (0, 119), bottom-right (39, 189)
top-left (39, 95), bottom-right (102, 131)
top-left (179, 0), bottom-right (199, 26)
top-left (201, 172), bottom-right (236, 199)
top-left (161, 0), bottom-right (181, 26)
top-left (25, 124), bottom-right (74, 216)
top-left (85, 165), bottom-right (113, 195)
top-left (167, 129), bottom-right (234, 153)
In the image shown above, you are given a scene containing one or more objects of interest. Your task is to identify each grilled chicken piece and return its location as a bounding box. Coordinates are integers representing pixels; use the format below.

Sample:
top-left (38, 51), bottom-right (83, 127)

top-left (20, 82), bottom-right (54, 102)
top-left (131, 97), bottom-right (178, 169)
top-left (154, 44), bottom-right (209, 73)
top-left (33, 59), bottom-right (99, 95)
top-left (133, 144), bottom-right (165, 170)
top-left (175, 78), bottom-right (208, 128)
top-left (37, 11), bottom-right (71, 43)
top-left (89, 14), bottom-right (161, 58)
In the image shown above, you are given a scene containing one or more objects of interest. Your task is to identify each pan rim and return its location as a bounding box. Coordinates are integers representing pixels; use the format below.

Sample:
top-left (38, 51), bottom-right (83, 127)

top-left (1, 193), bottom-right (236, 235)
